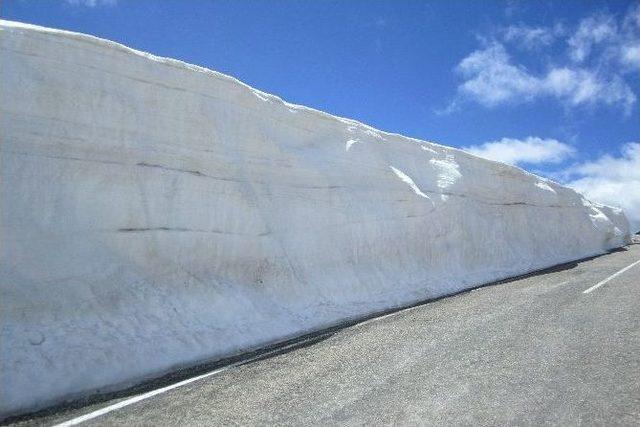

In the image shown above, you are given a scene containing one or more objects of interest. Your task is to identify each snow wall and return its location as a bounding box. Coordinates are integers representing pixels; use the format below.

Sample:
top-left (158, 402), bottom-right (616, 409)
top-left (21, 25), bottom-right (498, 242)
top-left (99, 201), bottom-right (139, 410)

top-left (0, 20), bottom-right (631, 417)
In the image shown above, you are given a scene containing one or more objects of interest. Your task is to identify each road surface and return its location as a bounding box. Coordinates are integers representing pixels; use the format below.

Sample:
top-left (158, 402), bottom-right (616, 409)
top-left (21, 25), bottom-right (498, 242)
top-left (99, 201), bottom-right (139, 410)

top-left (11, 243), bottom-right (640, 426)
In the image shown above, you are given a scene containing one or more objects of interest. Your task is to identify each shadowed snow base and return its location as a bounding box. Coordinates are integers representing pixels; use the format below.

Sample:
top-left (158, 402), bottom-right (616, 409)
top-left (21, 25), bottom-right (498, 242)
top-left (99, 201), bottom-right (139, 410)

top-left (0, 20), bottom-right (631, 418)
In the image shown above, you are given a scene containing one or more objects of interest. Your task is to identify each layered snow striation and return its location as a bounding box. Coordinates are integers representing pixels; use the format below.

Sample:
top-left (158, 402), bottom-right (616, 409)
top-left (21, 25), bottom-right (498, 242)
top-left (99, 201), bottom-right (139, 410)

top-left (0, 20), bottom-right (631, 417)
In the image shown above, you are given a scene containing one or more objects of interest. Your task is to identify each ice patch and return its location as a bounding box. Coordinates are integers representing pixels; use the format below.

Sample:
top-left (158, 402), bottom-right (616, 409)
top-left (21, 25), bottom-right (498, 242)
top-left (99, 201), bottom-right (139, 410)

top-left (428, 157), bottom-right (462, 201)
top-left (390, 166), bottom-right (432, 201)
top-left (345, 139), bottom-right (359, 152)
top-left (429, 158), bottom-right (462, 190)
top-left (535, 181), bottom-right (556, 194)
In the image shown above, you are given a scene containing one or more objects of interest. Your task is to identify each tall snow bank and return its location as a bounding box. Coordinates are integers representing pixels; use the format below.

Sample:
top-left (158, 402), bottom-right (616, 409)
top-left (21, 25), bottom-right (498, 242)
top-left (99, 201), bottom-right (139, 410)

top-left (0, 20), bottom-right (631, 417)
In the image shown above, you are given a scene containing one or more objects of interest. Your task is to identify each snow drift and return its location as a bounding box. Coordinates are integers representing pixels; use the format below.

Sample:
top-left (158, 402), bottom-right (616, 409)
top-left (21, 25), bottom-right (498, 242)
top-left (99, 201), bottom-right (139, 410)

top-left (0, 20), bottom-right (631, 417)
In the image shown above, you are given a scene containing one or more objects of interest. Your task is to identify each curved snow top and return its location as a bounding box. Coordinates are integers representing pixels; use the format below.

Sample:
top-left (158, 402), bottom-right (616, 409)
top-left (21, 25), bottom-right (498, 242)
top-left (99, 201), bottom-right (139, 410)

top-left (0, 19), bottom-right (547, 178)
top-left (0, 20), bottom-right (410, 140)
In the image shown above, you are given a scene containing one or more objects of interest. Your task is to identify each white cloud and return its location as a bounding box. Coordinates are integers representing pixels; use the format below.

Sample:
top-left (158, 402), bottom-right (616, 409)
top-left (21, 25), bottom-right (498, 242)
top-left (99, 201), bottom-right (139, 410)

top-left (542, 68), bottom-right (636, 111)
top-left (565, 143), bottom-right (640, 232)
top-left (619, 5), bottom-right (640, 70)
top-left (447, 6), bottom-right (639, 114)
top-left (454, 43), bottom-right (636, 111)
top-left (567, 7), bottom-right (640, 72)
top-left (65, 0), bottom-right (117, 6)
top-left (568, 14), bottom-right (618, 62)
top-left (463, 137), bottom-right (575, 166)
top-left (456, 43), bottom-right (539, 106)
top-left (502, 24), bottom-right (562, 49)
top-left (620, 44), bottom-right (640, 67)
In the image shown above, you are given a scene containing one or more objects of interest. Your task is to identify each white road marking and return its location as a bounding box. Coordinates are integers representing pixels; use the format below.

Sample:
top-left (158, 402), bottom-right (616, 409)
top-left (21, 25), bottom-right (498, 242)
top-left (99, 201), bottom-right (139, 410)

top-left (583, 259), bottom-right (640, 294)
top-left (52, 367), bottom-right (230, 426)
top-left (53, 337), bottom-right (310, 426)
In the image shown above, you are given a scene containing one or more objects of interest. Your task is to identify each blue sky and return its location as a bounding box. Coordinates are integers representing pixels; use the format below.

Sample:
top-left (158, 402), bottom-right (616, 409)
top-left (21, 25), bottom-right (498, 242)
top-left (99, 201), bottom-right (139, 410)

top-left (4, 0), bottom-right (640, 229)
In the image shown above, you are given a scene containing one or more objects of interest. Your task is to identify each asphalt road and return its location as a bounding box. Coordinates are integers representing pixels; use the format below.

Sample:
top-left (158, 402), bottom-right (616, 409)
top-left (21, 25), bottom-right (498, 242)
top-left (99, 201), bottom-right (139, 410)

top-left (15, 243), bottom-right (640, 426)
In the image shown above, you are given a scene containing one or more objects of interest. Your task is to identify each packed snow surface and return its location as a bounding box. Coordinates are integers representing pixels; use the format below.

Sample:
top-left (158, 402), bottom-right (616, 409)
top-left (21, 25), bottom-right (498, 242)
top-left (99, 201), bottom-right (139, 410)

top-left (0, 20), bottom-right (631, 417)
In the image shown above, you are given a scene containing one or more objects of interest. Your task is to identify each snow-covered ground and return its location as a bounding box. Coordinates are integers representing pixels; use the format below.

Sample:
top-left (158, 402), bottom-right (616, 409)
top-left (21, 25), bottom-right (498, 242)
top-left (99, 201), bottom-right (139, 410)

top-left (0, 20), bottom-right (631, 418)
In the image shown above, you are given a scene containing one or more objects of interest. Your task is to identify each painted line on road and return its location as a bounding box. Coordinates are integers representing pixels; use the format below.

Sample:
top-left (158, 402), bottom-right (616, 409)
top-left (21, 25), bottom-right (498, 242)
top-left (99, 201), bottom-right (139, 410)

top-left (53, 336), bottom-right (310, 426)
top-left (583, 259), bottom-right (640, 294)
top-left (52, 366), bottom-right (231, 426)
